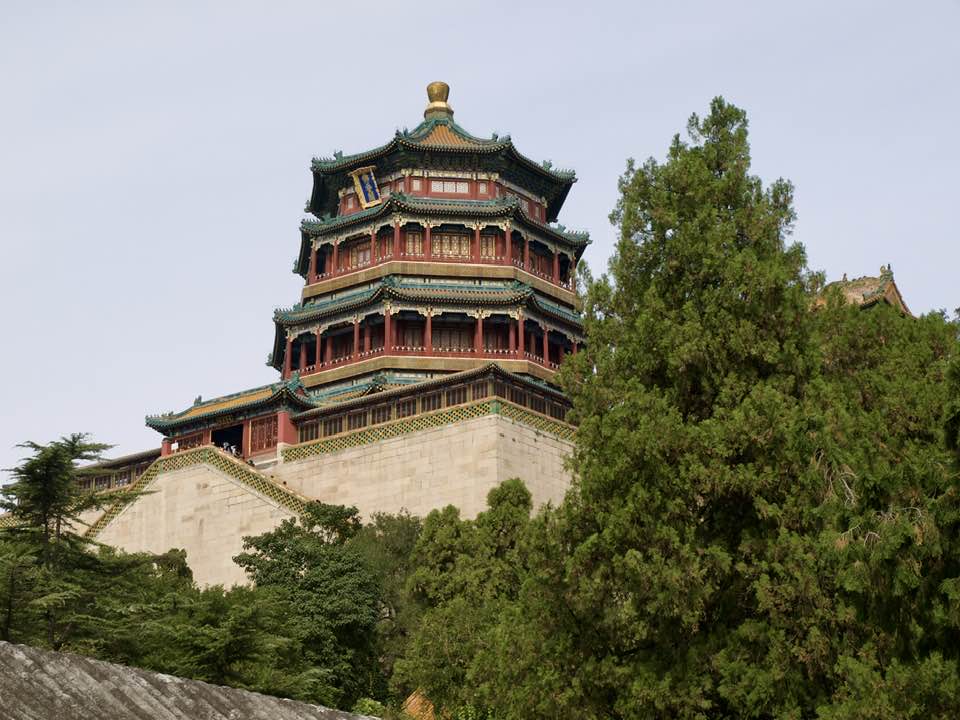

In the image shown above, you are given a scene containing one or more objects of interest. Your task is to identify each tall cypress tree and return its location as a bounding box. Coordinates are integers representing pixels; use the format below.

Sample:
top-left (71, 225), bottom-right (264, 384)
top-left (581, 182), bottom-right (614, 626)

top-left (482, 98), bottom-right (960, 718)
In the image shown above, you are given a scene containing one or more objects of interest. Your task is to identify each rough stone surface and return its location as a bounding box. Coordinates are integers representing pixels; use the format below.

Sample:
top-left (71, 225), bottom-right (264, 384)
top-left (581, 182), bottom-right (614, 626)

top-left (0, 641), bottom-right (367, 720)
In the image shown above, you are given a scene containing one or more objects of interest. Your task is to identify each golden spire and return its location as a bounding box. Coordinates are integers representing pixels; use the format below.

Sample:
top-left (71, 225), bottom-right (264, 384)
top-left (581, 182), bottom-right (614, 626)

top-left (424, 81), bottom-right (454, 120)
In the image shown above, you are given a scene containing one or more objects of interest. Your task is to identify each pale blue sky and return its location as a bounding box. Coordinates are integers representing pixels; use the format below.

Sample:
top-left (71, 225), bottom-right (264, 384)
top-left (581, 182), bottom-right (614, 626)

top-left (1, 1), bottom-right (958, 473)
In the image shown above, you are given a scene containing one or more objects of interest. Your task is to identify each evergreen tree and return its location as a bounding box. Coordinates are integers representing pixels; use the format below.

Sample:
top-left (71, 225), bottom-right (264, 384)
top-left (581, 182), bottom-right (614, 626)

top-left (233, 502), bottom-right (381, 709)
top-left (0, 434), bottom-right (144, 649)
top-left (480, 98), bottom-right (960, 718)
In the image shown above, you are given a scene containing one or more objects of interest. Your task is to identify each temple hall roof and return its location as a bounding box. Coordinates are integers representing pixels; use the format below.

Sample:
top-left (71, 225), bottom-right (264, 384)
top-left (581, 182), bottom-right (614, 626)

top-left (307, 83), bottom-right (577, 223)
top-left (146, 377), bottom-right (316, 434)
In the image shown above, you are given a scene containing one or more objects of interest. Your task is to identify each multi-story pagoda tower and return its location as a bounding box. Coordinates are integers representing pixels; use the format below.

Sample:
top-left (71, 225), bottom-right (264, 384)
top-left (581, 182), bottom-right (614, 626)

top-left (53, 84), bottom-right (589, 587)
top-left (270, 81), bottom-right (588, 428)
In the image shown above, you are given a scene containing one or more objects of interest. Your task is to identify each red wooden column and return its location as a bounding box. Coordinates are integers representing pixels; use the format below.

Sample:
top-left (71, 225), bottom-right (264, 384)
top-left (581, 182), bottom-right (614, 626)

top-left (315, 328), bottom-right (323, 365)
top-left (283, 337), bottom-right (293, 378)
top-left (161, 438), bottom-right (172, 457)
top-left (363, 322), bottom-right (371, 352)
top-left (393, 222), bottom-right (401, 258)
top-left (542, 328), bottom-right (549, 364)
top-left (523, 236), bottom-right (530, 271)
top-left (276, 411), bottom-right (297, 446)
top-left (424, 225), bottom-right (432, 259)
top-left (353, 318), bottom-right (360, 358)
top-left (299, 339), bottom-right (307, 370)
top-left (331, 242), bottom-right (339, 276)
top-left (370, 230), bottom-right (376, 264)
top-left (553, 250), bottom-right (560, 283)
top-left (473, 226), bottom-right (481, 262)
top-left (572, 340), bottom-right (579, 355)
top-left (504, 226), bottom-right (512, 264)
top-left (425, 312), bottom-right (433, 353)
top-left (324, 331), bottom-right (333, 363)
top-left (517, 312), bottom-right (525, 357)
top-left (508, 318), bottom-right (516, 354)
top-left (384, 310), bottom-right (393, 350)
top-left (475, 314), bottom-right (484, 353)
top-left (307, 245), bottom-right (317, 282)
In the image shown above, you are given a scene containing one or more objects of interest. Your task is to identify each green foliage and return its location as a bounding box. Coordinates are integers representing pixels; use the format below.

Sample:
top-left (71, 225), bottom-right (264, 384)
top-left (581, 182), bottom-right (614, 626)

top-left (392, 479), bottom-right (533, 712)
top-left (463, 97), bottom-right (960, 719)
top-left (0, 434), bottom-right (147, 649)
top-left (233, 502), bottom-right (382, 708)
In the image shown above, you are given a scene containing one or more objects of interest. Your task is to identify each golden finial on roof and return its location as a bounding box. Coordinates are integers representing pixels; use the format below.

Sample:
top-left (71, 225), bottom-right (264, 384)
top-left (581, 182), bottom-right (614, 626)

top-left (424, 81), bottom-right (454, 120)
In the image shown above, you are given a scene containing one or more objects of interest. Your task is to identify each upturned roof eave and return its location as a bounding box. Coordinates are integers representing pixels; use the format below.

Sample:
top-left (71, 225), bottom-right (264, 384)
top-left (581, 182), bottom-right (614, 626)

top-left (145, 382), bottom-right (315, 434)
top-left (300, 194), bottom-right (589, 246)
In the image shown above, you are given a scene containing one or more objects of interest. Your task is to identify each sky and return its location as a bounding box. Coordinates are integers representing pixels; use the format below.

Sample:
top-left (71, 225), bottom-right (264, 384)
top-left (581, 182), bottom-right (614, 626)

top-left (1, 0), bottom-right (958, 475)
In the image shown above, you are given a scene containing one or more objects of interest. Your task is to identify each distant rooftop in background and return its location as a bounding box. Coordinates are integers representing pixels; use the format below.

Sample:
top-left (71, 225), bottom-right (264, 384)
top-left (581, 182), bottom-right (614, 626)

top-left (0, 641), bottom-right (369, 720)
top-left (819, 265), bottom-right (911, 316)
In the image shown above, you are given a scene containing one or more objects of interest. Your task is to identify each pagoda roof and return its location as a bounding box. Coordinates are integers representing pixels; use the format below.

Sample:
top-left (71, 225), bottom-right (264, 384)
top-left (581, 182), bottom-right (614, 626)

top-left (145, 377), bottom-right (316, 434)
top-left (303, 194), bottom-right (588, 244)
top-left (279, 281), bottom-right (580, 323)
top-left (292, 362), bottom-right (567, 421)
top-left (308, 113), bottom-right (577, 223)
top-left (819, 265), bottom-right (911, 315)
top-left (269, 279), bottom-right (581, 371)
top-left (312, 116), bottom-right (576, 181)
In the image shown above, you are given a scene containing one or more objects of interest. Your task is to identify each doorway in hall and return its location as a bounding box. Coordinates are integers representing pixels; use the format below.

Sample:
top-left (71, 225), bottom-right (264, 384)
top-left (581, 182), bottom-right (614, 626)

top-left (211, 424), bottom-right (244, 456)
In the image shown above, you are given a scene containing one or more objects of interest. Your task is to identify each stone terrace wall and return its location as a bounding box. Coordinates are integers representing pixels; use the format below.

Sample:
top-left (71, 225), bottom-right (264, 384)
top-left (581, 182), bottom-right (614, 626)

top-left (96, 464), bottom-right (297, 587)
top-left (271, 414), bottom-right (573, 519)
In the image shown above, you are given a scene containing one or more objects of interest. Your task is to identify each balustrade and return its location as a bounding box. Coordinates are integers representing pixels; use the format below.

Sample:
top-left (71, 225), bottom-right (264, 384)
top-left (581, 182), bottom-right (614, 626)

top-left (286, 339), bottom-right (572, 380)
top-left (308, 242), bottom-right (572, 290)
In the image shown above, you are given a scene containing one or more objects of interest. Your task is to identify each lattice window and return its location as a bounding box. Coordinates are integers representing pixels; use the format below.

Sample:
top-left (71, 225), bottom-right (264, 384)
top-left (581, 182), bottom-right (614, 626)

top-left (549, 403), bottom-right (568, 421)
top-left (371, 405), bottom-right (392, 424)
top-left (422, 393), bottom-right (441, 412)
top-left (411, 178), bottom-right (422, 192)
top-left (401, 324), bottom-right (423, 348)
top-left (509, 387), bottom-right (526, 406)
top-left (323, 417), bottom-right (343, 437)
top-left (177, 433), bottom-right (202, 451)
top-left (397, 398), bottom-right (417, 418)
top-left (434, 325), bottom-right (472, 351)
top-left (529, 395), bottom-right (546, 414)
top-left (446, 386), bottom-right (467, 407)
top-left (430, 179), bottom-right (469, 194)
top-left (79, 477), bottom-right (93, 492)
top-left (434, 233), bottom-right (470, 258)
top-left (250, 415), bottom-right (279, 453)
top-left (348, 411), bottom-right (367, 430)
top-left (95, 476), bottom-right (111, 490)
top-left (478, 181), bottom-right (488, 194)
top-left (347, 243), bottom-right (371, 269)
top-left (471, 381), bottom-right (488, 400)
top-left (484, 327), bottom-right (509, 351)
top-left (480, 234), bottom-right (497, 258)
top-left (405, 231), bottom-right (422, 256)
top-left (299, 422), bottom-right (320, 442)
top-left (114, 470), bottom-right (132, 487)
